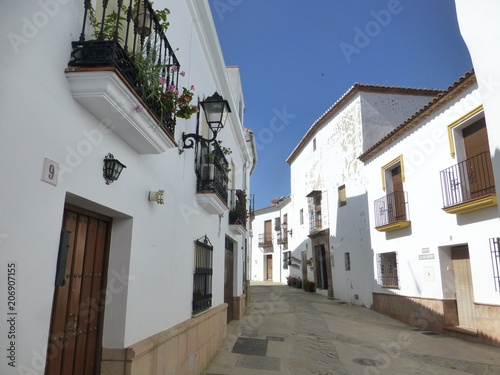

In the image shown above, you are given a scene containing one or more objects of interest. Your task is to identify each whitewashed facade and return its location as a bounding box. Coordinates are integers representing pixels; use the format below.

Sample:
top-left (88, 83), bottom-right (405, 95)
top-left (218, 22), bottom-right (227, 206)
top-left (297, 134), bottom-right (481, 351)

top-left (250, 197), bottom-right (291, 284)
top-left (286, 85), bottom-right (438, 306)
top-left (361, 72), bottom-right (500, 346)
top-left (0, 1), bottom-right (255, 374)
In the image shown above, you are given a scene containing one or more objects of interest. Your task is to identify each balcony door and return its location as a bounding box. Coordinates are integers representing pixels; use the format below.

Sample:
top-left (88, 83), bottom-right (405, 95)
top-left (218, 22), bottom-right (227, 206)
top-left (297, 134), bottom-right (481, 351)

top-left (387, 166), bottom-right (405, 222)
top-left (462, 118), bottom-right (493, 199)
top-left (45, 207), bottom-right (110, 375)
top-left (264, 220), bottom-right (272, 245)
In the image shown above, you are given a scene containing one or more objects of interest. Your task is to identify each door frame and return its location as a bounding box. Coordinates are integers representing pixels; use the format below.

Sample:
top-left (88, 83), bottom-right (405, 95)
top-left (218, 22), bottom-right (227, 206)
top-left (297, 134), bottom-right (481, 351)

top-left (45, 204), bottom-right (112, 375)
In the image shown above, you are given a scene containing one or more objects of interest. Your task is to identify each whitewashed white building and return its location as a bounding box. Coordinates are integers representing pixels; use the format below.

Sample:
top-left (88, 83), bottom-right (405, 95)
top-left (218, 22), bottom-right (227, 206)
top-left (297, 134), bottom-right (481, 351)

top-left (286, 85), bottom-right (438, 306)
top-left (361, 71), bottom-right (500, 346)
top-left (250, 196), bottom-right (291, 284)
top-left (0, 1), bottom-right (255, 374)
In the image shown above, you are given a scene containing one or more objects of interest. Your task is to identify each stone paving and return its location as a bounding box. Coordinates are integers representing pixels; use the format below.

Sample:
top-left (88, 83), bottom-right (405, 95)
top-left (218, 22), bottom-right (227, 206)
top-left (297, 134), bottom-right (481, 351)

top-left (202, 282), bottom-right (500, 375)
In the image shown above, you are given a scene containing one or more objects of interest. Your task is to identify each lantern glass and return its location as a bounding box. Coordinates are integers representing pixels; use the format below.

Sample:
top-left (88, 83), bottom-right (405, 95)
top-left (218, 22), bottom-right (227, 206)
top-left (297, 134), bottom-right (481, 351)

top-left (200, 92), bottom-right (231, 135)
top-left (103, 154), bottom-right (126, 184)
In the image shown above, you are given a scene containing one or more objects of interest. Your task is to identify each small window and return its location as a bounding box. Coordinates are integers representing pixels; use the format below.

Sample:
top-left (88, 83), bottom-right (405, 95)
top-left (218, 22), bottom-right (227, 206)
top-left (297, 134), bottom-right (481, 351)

top-left (274, 217), bottom-right (281, 231)
top-left (192, 237), bottom-right (213, 314)
top-left (377, 252), bottom-right (399, 288)
top-left (338, 185), bottom-right (346, 207)
top-left (344, 252), bottom-right (350, 271)
top-left (299, 209), bottom-right (304, 225)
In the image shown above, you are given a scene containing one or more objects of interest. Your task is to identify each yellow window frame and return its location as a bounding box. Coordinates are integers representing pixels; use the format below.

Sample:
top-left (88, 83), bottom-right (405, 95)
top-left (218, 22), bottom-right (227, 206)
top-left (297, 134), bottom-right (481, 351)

top-left (381, 155), bottom-right (405, 191)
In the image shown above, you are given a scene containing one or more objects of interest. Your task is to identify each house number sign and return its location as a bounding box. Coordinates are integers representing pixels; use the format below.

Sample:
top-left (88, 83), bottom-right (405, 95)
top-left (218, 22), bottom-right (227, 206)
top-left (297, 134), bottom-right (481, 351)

top-left (42, 158), bottom-right (60, 186)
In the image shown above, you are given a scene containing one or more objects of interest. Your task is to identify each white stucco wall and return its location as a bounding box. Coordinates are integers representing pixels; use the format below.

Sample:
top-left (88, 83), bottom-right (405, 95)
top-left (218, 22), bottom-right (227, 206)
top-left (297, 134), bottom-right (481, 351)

top-left (365, 84), bottom-right (500, 306)
top-left (454, 0), bottom-right (500, 220)
top-left (0, 1), bottom-right (253, 373)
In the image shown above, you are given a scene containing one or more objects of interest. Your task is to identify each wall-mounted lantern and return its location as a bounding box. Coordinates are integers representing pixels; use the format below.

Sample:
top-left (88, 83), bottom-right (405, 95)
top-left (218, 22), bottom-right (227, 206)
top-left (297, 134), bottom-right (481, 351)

top-left (148, 190), bottom-right (165, 205)
top-left (282, 221), bottom-right (293, 236)
top-left (180, 92), bottom-right (231, 152)
top-left (103, 153), bottom-right (126, 185)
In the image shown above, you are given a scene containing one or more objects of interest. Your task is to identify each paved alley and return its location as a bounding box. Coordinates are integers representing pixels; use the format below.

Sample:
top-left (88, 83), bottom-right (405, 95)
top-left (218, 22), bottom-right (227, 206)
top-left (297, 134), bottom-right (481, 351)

top-left (202, 282), bottom-right (500, 375)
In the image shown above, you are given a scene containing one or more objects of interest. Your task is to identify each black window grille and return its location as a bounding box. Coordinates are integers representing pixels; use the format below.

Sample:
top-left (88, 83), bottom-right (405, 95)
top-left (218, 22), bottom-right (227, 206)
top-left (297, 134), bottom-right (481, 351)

top-left (192, 236), bottom-right (213, 315)
top-left (490, 238), bottom-right (500, 291)
top-left (344, 252), bottom-right (351, 271)
top-left (377, 252), bottom-right (399, 288)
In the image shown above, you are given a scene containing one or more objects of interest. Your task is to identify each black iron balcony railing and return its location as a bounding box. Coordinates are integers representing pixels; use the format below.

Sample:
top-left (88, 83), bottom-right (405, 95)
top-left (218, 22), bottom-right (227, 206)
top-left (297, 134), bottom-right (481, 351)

top-left (276, 230), bottom-right (288, 244)
top-left (258, 233), bottom-right (273, 247)
top-left (69, 0), bottom-right (180, 135)
top-left (374, 191), bottom-right (409, 228)
top-left (197, 142), bottom-right (229, 206)
top-left (440, 152), bottom-right (496, 208)
top-left (228, 189), bottom-right (247, 227)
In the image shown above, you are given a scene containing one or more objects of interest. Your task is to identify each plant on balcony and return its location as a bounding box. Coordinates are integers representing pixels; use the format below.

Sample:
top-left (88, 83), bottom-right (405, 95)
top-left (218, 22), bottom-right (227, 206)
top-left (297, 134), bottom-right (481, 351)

top-left (88, 2), bottom-right (197, 121)
top-left (230, 189), bottom-right (248, 225)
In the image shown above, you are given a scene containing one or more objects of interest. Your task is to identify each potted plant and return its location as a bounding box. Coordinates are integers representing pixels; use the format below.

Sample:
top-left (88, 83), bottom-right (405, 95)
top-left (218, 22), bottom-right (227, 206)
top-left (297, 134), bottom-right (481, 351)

top-left (303, 280), bottom-right (316, 293)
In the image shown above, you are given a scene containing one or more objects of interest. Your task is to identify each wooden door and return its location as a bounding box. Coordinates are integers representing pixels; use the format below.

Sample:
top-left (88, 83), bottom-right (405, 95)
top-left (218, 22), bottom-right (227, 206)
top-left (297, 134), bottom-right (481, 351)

top-left (315, 245), bottom-right (328, 289)
top-left (390, 166), bottom-right (406, 222)
top-left (45, 208), bottom-right (110, 375)
top-left (451, 246), bottom-right (476, 329)
top-left (224, 239), bottom-right (234, 323)
top-left (264, 220), bottom-right (272, 244)
top-left (266, 255), bottom-right (273, 280)
top-left (462, 118), bottom-right (492, 198)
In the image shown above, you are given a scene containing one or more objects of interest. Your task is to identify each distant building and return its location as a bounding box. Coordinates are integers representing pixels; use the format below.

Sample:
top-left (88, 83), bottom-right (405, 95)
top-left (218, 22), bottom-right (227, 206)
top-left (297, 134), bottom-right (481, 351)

top-left (286, 84), bottom-right (438, 305)
top-left (250, 196), bottom-right (291, 283)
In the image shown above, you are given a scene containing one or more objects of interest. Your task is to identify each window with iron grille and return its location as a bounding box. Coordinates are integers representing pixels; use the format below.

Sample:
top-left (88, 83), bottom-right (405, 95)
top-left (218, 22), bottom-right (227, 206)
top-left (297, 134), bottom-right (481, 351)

top-left (377, 252), bottom-right (399, 288)
top-left (300, 209), bottom-right (304, 225)
top-left (307, 191), bottom-right (322, 232)
top-left (490, 238), bottom-right (500, 291)
top-left (192, 236), bottom-right (213, 315)
top-left (283, 251), bottom-right (290, 269)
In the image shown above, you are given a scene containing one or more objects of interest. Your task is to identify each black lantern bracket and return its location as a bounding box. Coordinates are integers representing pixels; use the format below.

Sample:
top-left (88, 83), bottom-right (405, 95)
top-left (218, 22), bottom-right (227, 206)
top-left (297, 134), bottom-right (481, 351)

top-left (179, 92), bottom-right (231, 154)
top-left (103, 153), bottom-right (126, 185)
top-left (282, 221), bottom-right (293, 236)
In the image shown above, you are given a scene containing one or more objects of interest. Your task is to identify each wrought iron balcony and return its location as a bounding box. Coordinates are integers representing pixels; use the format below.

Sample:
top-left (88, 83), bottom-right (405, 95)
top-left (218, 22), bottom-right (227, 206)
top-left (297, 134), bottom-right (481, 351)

top-left (374, 191), bottom-right (410, 232)
top-left (228, 189), bottom-right (248, 228)
top-left (276, 230), bottom-right (288, 245)
top-left (69, 0), bottom-right (180, 138)
top-left (440, 152), bottom-right (497, 214)
top-left (258, 233), bottom-right (273, 248)
top-left (196, 142), bottom-right (229, 211)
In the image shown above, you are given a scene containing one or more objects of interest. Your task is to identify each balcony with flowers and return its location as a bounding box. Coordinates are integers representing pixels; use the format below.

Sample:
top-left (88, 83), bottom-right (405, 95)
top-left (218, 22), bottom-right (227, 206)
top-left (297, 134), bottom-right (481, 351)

top-left (65, 0), bottom-right (197, 154)
top-left (228, 189), bottom-right (248, 235)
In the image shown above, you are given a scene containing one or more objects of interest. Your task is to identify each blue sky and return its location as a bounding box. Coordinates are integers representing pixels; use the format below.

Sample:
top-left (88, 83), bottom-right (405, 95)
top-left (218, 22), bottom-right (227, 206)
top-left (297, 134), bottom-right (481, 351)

top-left (208, 0), bottom-right (473, 209)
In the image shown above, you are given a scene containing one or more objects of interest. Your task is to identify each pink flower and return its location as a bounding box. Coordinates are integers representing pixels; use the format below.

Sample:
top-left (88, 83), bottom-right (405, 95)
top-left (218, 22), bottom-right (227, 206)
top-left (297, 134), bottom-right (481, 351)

top-left (180, 71), bottom-right (186, 77)
top-left (134, 105), bottom-right (143, 113)
top-left (190, 85), bottom-right (195, 91)
top-left (171, 65), bottom-right (178, 72)
top-left (167, 85), bottom-right (177, 92)
top-left (159, 76), bottom-right (167, 85)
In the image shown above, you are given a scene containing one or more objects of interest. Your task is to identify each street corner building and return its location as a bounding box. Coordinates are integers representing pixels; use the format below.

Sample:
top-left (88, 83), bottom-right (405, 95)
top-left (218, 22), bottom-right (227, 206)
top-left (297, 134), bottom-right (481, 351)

top-left (0, 1), bottom-right (257, 374)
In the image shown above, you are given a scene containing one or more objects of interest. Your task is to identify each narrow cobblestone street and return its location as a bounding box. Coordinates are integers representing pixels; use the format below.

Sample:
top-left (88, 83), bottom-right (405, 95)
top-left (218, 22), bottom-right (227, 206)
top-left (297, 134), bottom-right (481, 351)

top-left (202, 282), bottom-right (500, 375)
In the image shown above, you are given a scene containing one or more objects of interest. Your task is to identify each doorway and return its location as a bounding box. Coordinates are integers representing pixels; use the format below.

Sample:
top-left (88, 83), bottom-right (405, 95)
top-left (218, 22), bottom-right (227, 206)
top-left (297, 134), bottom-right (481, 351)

top-left (451, 245), bottom-right (476, 329)
top-left (45, 206), bottom-right (111, 375)
top-left (315, 245), bottom-right (328, 289)
top-left (266, 255), bottom-right (273, 280)
top-left (224, 237), bottom-right (234, 323)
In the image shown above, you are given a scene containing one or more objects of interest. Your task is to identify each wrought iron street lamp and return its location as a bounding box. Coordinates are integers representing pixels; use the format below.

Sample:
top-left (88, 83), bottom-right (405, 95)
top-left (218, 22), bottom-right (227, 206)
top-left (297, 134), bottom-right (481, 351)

top-left (181, 92), bottom-right (231, 151)
top-left (282, 221), bottom-right (293, 236)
